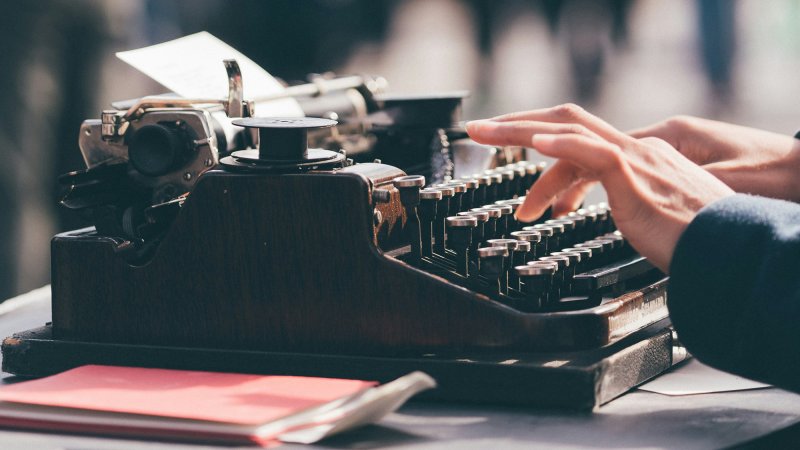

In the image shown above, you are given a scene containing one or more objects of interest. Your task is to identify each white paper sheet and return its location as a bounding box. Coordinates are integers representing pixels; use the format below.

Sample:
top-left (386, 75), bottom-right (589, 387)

top-left (274, 371), bottom-right (437, 444)
top-left (638, 359), bottom-right (770, 396)
top-left (116, 31), bottom-right (303, 117)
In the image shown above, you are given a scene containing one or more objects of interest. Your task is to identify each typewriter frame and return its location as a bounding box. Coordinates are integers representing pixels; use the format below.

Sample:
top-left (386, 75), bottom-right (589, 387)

top-left (2, 165), bottom-right (679, 410)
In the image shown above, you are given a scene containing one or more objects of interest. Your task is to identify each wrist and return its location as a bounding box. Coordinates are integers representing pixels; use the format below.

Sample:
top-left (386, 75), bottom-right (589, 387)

top-left (786, 135), bottom-right (800, 202)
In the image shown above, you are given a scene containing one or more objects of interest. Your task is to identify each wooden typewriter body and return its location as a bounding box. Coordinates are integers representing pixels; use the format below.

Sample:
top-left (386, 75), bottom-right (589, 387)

top-left (3, 118), bottom-right (680, 410)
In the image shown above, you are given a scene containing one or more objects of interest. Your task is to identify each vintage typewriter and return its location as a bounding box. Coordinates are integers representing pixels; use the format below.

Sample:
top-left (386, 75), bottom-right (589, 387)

top-left (2, 61), bottom-right (683, 410)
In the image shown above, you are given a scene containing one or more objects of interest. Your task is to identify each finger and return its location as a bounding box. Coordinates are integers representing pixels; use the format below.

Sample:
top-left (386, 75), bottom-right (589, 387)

top-left (516, 160), bottom-right (581, 222)
top-left (516, 133), bottom-right (628, 222)
top-left (531, 133), bottom-right (625, 176)
top-left (627, 122), bottom-right (675, 143)
top-left (466, 120), bottom-right (600, 147)
top-left (489, 103), bottom-right (626, 142)
top-left (551, 180), bottom-right (597, 217)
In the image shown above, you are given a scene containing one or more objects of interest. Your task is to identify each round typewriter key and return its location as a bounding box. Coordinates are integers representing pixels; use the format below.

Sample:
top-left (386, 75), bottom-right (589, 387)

top-left (469, 174), bottom-right (490, 207)
top-left (493, 204), bottom-right (513, 238)
top-left (485, 173), bottom-right (503, 203)
top-left (510, 230), bottom-right (542, 242)
top-left (478, 246), bottom-right (508, 257)
top-left (488, 238), bottom-right (519, 293)
top-left (498, 170), bottom-right (515, 199)
top-left (487, 238), bottom-right (519, 250)
top-left (436, 185), bottom-right (455, 198)
top-left (459, 210), bottom-right (489, 248)
top-left (544, 221), bottom-right (565, 249)
top-left (458, 179), bottom-right (479, 210)
top-left (600, 232), bottom-right (624, 250)
top-left (431, 186), bottom-right (456, 254)
top-left (522, 162), bottom-right (539, 189)
top-left (515, 240), bottom-right (531, 252)
top-left (526, 224), bottom-right (554, 256)
top-left (459, 210), bottom-right (489, 221)
top-left (474, 206), bottom-right (501, 240)
top-left (574, 242), bottom-right (604, 268)
top-left (474, 174), bottom-right (492, 185)
top-left (586, 238), bottom-right (614, 255)
top-left (510, 230), bottom-right (542, 258)
top-left (393, 175), bottom-right (427, 260)
top-left (443, 181), bottom-right (467, 212)
top-left (566, 211), bottom-right (589, 240)
top-left (514, 240), bottom-right (532, 265)
top-left (419, 188), bottom-right (443, 200)
top-left (579, 209), bottom-right (599, 238)
top-left (418, 189), bottom-right (442, 257)
top-left (520, 261), bottom-right (558, 308)
top-left (393, 175), bottom-right (426, 188)
top-left (547, 218), bottom-right (575, 232)
top-left (478, 246), bottom-right (509, 295)
top-left (547, 218), bottom-right (576, 247)
top-left (461, 178), bottom-right (479, 190)
top-left (394, 176), bottom-right (426, 208)
top-left (512, 165), bottom-right (527, 196)
top-left (446, 216), bottom-right (478, 229)
top-left (445, 181), bottom-right (467, 193)
top-left (475, 206), bottom-right (502, 217)
top-left (447, 216), bottom-right (478, 277)
top-left (551, 251), bottom-right (581, 295)
top-left (539, 255), bottom-right (570, 301)
top-left (562, 247), bottom-right (593, 273)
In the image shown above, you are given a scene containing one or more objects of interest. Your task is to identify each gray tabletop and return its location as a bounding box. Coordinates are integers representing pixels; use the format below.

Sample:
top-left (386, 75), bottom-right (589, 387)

top-left (0, 287), bottom-right (799, 450)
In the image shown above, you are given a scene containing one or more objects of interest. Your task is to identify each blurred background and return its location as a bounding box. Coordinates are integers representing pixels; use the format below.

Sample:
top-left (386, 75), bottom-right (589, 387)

top-left (1, 0), bottom-right (799, 300)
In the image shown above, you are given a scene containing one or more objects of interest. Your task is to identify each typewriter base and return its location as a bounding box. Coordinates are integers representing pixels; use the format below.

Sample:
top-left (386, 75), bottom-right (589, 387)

top-left (3, 320), bottom-right (680, 410)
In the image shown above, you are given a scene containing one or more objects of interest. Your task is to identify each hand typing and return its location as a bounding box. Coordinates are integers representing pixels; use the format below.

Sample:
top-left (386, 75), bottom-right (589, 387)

top-left (466, 104), bottom-right (735, 272)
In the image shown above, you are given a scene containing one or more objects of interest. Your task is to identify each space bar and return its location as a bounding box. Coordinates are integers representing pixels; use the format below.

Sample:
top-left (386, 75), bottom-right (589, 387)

top-left (572, 255), bottom-right (657, 294)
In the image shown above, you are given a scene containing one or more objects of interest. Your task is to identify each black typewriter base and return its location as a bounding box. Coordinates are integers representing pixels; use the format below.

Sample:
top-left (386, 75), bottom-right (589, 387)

top-left (2, 320), bottom-right (681, 411)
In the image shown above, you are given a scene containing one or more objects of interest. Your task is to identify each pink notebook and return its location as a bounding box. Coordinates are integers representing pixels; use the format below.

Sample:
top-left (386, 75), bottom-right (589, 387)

top-left (0, 365), bottom-right (377, 445)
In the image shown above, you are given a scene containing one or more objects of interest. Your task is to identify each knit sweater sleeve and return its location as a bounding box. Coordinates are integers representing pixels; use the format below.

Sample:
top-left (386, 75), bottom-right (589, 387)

top-left (668, 194), bottom-right (800, 391)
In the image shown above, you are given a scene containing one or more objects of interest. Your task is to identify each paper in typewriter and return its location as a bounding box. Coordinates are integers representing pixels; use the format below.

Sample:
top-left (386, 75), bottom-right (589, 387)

top-left (116, 31), bottom-right (303, 117)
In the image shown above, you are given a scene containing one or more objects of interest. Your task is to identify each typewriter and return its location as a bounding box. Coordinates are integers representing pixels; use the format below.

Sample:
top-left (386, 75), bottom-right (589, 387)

top-left (2, 61), bottom-right (683, 411)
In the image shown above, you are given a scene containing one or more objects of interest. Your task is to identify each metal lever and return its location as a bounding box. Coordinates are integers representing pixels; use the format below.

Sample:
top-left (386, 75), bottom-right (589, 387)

top-left (224, 59), bottom-right (244, 118)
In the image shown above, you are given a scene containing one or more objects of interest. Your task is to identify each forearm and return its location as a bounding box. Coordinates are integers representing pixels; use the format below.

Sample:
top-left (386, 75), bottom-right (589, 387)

top-left (668, 194), bottom-right (800, 391)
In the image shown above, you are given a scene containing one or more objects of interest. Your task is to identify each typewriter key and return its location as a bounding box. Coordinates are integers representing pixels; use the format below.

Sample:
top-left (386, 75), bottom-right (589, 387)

top-left (526, 224), bottom-right (554, 256)
top-left (538, 255), bottom-right (570, 302)
top-left (447, 216), bottom-right (478, 277)
top-left (488, 238), bottom-right (519, 294)
top-left (433, 186), bottom-right (456, 255)
top-left (458, 210), bottom-right (489, 257)
top-left (474, 206), bottom-right (501, 240)
top-left (519, 261), bottom-right (558, 309)
top-left (394, 175), bottom-right (426, 262)
top-left (550, 251), bottom-right (582, 295)
top-left (419, 188), bottom-right (442, 257)
top-left (478, 246), bottom-right (509, 295)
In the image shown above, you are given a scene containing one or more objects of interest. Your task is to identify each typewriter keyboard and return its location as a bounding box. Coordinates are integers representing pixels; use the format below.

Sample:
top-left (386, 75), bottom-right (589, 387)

top-left (391, 161), bottom-right (661, 313)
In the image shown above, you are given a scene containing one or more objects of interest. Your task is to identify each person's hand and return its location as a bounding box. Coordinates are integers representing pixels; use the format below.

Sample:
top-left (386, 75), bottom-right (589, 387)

top-left (628, 116), bottom-right (800, 202)
top-left (466, 104), bottom-right (736, 272)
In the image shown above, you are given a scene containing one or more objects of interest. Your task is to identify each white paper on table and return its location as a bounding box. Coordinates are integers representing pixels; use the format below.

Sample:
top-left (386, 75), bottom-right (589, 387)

top-left (638, 359), bottom-right (770, 396)
top-left (116, 31), bottom-right (303, 118)
top-left (273, 371), bottom-right (437, 444)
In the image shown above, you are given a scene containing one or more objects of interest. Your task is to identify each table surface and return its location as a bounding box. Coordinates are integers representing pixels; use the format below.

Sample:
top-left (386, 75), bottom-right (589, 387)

top-left (1, 287), bottom-right (799, 450)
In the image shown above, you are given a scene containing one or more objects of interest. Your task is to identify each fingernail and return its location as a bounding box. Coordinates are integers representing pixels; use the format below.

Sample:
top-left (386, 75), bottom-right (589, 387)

top-left (515, 206), bottom-right (541, 223)
top-left (466, 120), bottom-right (494, 133)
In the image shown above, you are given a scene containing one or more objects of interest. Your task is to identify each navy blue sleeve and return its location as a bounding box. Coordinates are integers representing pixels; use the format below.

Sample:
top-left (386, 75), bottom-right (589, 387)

top-left (668, 194), bottom-right (800, 392)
